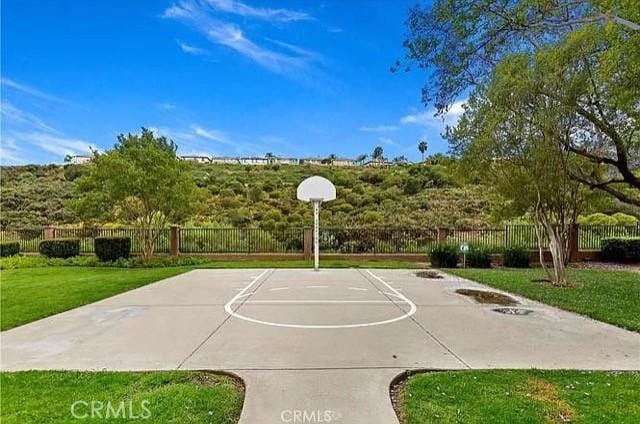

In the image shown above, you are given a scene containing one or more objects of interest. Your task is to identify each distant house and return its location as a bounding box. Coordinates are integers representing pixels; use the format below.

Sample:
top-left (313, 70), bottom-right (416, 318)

top-left (363, 159), bottom-right (392, 168)
top-left (272, 156), bottom-right (299, 165)
top-left (300, 157), bottom-right (324, 166)
top-left (210, 156), bottom-right (240, 165)
top-left (299, 157), bottom-right (356, 166)
top-left (179, 155), bottom-right (211, 163)
top-left (66, 155), bottom-right (92, 165)
top-left (239, 156), bottom-right (270, 165)
top-left (332, 157), bottom-right (357, 167)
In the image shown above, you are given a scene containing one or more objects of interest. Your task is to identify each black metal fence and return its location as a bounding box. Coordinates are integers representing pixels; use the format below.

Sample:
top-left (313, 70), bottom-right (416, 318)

top-left (180, 227), bottom-right (303, 253)
top-left (1, 224), bottom-right (638, 254)
top-left (0, 227), bottom-right (171, 254)
top-left (319, 228), bottom-right (438, 253)
top-left (579, 225), bottom-right (640, 250)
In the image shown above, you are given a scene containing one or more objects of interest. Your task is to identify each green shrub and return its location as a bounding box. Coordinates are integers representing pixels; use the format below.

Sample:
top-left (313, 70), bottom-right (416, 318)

top-left (612, 213), bottom-right (638, 226)
top-left (578, 213), bottom-right (617, 225)
top-left (429, 244), bottom-right (459, 268)
top-left (502, 246), bottom-right (530, 268)
top-left (94, 237), bottom-right (131, 261)
top-left (465, 245), bottom-right (492, 268)
top-left (0, 241), bottom-right (20, 257)
top-left (38, 238), bottom-right (80, 258)
top-left (601, 237), bottom-right (640, 263)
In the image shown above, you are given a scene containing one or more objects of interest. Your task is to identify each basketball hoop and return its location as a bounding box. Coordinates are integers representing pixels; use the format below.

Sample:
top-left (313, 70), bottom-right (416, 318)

top-left (297, 176), bottom-right (336, 271)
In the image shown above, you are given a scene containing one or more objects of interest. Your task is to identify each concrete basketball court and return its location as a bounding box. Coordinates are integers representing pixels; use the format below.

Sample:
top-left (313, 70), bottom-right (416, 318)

top-left (2, 268), bottom-right (639, 423)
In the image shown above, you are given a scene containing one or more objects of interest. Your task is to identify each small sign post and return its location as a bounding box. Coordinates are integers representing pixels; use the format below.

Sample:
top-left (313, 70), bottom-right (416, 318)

top-left (460, 242), bottom-right (469, 268)
top-left (297, 176), bottom-right (336, 271)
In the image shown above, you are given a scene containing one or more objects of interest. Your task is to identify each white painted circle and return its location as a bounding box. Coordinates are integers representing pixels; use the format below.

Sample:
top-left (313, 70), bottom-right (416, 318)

top-left (296, 176), bottom-right (336, 202)
top-left (224, 270), bottom-right (417, 329)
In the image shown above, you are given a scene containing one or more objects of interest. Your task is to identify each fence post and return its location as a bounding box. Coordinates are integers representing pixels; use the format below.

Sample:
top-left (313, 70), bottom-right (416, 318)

top-left (436, 228), bottom-right (449, 243)
top-left (569, 223), bottom-right (579, 262)
top-left (44, 226), bottom-right (56, 239)
top-left (303, 227), bottom-right (313, 259)
top-left (170, 225), bottom-right (180, 256)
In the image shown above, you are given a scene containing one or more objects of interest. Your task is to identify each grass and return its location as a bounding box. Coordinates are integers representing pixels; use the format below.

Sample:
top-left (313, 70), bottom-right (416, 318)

top-left (0, 267), bottom-right (189, 330)
top-left (0, 371), bottom-right (244, 423)
top-left (447, 268), bottom-right (640, 332)
top-left (401, 370), bottom-right (640, 424)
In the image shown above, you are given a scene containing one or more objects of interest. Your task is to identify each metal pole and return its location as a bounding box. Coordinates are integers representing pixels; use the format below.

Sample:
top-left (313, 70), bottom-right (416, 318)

top-left (313, 200), bottom-right (320, 271)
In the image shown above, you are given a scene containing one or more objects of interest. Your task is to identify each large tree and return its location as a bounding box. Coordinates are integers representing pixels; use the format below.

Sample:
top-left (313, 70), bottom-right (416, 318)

top-left (401, 0), bottom-right (640, 207)
top-left (73, 128), bottom-right (202, 260)
top-left (449, 59), bottom-right (591, 285)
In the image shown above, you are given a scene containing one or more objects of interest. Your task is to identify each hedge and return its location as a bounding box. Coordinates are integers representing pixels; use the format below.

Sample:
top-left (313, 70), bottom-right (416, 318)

top-left (502, 246), bottom-right (530, 268)
top-left (94, 237), bottom-right (131, 261)
top-left (429, 244), bottom-right (459, 268)
top-left (38, 238), bottom-right (80, 258)
top-left (0, 241), bottom-right (20, 257)
top-left (465, 245), bottom-right (492, 268)
top-left (601, 237), bottom-right (640, 263)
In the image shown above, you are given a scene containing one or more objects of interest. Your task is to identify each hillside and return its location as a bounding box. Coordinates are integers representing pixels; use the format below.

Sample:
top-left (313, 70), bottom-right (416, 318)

top-left (0, 162), bottom-right (496, 229)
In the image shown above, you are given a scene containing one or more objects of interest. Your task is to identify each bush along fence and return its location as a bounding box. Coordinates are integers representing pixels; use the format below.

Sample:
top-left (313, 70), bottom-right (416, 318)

top-left (1, 224), bottom-right (638, 261)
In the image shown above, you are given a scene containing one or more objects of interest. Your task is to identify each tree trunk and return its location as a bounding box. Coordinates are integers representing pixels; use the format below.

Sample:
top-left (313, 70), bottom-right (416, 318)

top-left (534, 196), bottom-right (569, 287)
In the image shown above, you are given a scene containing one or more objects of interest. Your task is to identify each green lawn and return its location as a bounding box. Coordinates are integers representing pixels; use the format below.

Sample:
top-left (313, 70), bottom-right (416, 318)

top-left (0, 267), bottom-right (189, 330)
top-left (0, 371), bottom-right (243, 423)
top-left (447, 268), bottom-right (640, 332)
top-left (401, 370), bottom-right (640, 424)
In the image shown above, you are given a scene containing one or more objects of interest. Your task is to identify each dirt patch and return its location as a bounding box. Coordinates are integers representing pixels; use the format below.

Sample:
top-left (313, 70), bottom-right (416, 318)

top-left (415, 270), bottom-right (443, 279)
top-left (194, 370), bottom-right (245, 393)
top-left (389, 372), bottom-right (408, 424)
top-left (572, 261), bottom-right (640, 273)
top-left (455, 288), bottom-right (519, 305)
top-left (521, 377), bottom-right (575, 423)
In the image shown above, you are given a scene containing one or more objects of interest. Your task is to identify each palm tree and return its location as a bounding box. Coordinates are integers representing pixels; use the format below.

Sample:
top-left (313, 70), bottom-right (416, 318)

top-left (355, 154), bottom-right (367, 165)
top-left (372, 146), bottom-right (384, 161)
top-left (418, 141), bottom-right (428, 162)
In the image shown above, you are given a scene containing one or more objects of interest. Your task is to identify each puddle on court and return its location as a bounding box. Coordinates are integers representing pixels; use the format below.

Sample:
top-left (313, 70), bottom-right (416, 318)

top-left (415, 270), bottom-right (443, 279)
top-left (493, 307), bottom-right (534, 316)
top-left (455, 288), bottom-right (518, 306)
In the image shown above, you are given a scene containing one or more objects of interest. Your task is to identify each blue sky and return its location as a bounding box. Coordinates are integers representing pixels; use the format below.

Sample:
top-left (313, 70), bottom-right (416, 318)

top-left (1, 0), bottom-right (464, 165)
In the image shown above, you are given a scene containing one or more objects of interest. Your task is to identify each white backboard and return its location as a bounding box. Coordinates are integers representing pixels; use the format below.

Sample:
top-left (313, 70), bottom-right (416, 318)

top-left (297, 176), bottom-right (336, 202)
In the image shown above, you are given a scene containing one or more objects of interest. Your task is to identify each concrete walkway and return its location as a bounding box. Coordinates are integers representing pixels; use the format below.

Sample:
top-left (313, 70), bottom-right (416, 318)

top-left (2, 269), bottom-right (639, 423)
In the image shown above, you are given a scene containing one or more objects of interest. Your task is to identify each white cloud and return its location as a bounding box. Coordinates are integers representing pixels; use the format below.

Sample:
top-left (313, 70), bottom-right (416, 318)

top-left (204, 0), bottom-right (312, 23)
top-left (378, 136), bottom-right (400, 147)
top-left (400, 100), bottom-right (467, 128)
top-left (0, 135), bottom-right (26, 164)
top-left (359, 125), bottom-right (398, 133)
top-left (11, 131), bottom-right (95, 157)
top-left (192, 125), bottom-right (232, 144)
top-left (1, 101), bottom-right (59, 133)
top-left (1, 85), bottom-right (90, 163)
top-left (1, 78), bottom-right (66, 103)
top-left (156, 102), bottom-right (177, 110)
top-left (177, 40), bottom-right (210, 55)
top-left (162, 1), bottom-right (317, 76)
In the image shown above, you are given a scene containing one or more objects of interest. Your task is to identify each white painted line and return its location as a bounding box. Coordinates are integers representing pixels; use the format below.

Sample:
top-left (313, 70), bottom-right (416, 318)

top-left (269, 287), bottom-right (289, 291)
top-left (239, 300), bottom-right (398, 304)
top-left (348, 287), bottom-right (368, 292)
top-left (224, 269), bottom-right (417, 329)
top-left (306, 285), bottom-right (329, 289)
